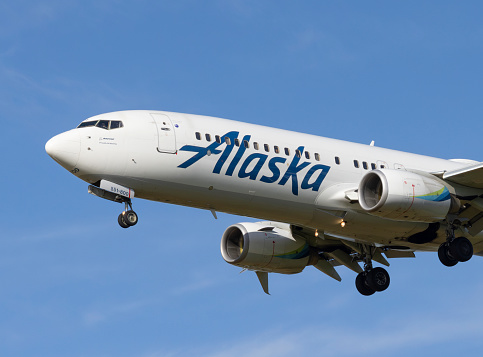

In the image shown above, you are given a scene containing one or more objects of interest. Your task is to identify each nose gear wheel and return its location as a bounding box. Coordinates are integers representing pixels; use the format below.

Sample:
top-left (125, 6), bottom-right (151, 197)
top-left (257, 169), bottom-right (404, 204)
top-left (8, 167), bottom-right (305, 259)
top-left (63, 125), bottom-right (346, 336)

top-left (117, 199), bottom-right (138, 228)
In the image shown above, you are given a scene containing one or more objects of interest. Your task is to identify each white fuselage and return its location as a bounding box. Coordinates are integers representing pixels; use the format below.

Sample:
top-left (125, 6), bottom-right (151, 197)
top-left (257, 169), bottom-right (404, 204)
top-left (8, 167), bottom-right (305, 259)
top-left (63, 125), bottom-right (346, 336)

top-left (45, 110), bottom-right (483, 252)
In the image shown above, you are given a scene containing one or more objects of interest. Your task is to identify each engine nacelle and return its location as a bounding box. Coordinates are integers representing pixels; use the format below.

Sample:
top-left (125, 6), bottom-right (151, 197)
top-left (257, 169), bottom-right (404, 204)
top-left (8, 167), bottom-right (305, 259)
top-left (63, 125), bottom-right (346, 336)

top-left (220, 222), bottom-right (312, 274)
top-left (358, 169), bottom-right (457, 223)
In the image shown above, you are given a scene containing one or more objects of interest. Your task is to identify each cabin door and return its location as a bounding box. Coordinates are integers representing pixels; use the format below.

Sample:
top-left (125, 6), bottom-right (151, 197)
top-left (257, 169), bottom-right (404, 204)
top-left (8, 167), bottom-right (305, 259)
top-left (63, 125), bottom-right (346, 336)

top-left (151, 113), bottom-right (177, 154)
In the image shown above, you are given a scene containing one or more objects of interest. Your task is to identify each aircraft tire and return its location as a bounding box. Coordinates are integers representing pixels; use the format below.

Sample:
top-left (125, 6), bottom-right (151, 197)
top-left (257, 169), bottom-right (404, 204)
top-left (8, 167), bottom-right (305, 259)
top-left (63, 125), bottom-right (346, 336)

top-left (366, 267), bottom-right (390, 292)
top-left (124, 210), bottom-right (138, 226)
top-left (118, 213), bottom-right (130, 229)
top-left (449, 237), bottom-right (473, 262)
top-left (438, 244), bottom-right (458, 267)
top-left (355, 272), bottom-right (375, 296)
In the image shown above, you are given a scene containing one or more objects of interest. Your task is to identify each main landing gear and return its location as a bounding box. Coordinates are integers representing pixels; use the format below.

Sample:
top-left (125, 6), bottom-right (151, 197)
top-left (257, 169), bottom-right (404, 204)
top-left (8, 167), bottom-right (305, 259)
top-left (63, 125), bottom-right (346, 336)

top-left (356, 267), bottom-right (390, 296)
top-left (118, 198), bottom-right (139, 229)
top-left (355, 247), bottom-right (390, 296)
top-left (438, 222), bottom-right (473, 266)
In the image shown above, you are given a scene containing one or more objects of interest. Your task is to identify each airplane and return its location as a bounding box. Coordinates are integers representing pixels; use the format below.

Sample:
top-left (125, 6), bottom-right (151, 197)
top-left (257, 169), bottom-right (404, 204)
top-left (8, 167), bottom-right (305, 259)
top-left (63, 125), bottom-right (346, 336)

top-left (45, 110), bottom-right (483, 296)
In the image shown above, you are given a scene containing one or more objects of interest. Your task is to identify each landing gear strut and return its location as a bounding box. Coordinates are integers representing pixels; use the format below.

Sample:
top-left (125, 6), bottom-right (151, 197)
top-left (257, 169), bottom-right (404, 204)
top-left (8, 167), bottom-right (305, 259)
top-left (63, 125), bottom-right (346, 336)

top-left (118, 199), bottom-right (138, 229)
top-left (355, 247), bottom-right (390, 296)
top-left (438, 222), bottom-right (473, 267)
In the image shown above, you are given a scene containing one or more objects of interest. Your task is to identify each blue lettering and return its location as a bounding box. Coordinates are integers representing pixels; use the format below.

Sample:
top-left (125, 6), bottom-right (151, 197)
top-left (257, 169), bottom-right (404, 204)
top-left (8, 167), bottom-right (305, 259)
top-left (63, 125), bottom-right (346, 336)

top-left (226, 135), bottom-right (251, 176)
top-left (178, 134), bottom-right (331, 196)
top-left (301, 164), bottom-right (331, 191)
top-left (178, 131), bottom-right (239, 171)
top-left (238, 153), bottom-right (268, 180)
top-left (260, 157), bottom-right (286, 183)
top-left (278, 146), bottom-right (310, 195)
top-left (213, 132), bottom-right (240, 174)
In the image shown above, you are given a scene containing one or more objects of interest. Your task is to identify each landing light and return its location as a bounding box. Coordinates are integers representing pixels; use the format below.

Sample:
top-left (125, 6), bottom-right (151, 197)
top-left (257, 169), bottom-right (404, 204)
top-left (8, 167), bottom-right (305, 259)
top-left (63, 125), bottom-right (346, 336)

top-left (341, 221), bottom-right (346, 228)
top-left (315, 230), bottom-right (319, 237)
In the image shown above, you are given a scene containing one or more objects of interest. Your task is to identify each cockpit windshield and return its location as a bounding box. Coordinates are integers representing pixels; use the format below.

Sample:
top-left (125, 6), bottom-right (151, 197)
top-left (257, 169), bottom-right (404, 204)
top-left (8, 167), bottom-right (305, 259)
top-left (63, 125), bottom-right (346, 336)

top-left (77, 120), bottom-right (97, 128)
top-left (77, 120), bottom-right (124, 130)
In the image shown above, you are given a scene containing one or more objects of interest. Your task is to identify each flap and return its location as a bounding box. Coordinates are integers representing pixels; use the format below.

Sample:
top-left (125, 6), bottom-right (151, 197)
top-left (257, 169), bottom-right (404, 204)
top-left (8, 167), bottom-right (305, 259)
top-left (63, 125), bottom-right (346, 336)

top-left (443, 162), bottom-right (483, 189)
top-left (383, 250), bottom-right (416, 259)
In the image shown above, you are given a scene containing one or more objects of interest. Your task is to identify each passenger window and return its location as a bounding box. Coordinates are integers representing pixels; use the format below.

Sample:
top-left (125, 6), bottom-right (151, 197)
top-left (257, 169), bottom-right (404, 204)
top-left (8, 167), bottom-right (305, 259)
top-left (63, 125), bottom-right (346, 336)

top-left (315, 153), bottom-right (320, 161)
top-left (110, 121), bottom-right (123, 129)
top-left (96, 120), bottom-right (109, 129)
top-left (354, 160), bottom-right (359, 168)
top-left (215, 135), bottom-right (221, 143)
top-left (371, 163), bottom-right (376, 170)
top-left (205, 134), bottom-right (211, 142)
top-left (243, 140), bottom-right (249, 148)
top-left (274, 146), bottom-right (280, 154)
top-left (363, 162), bottom-right (368, 170)
top-left (335, 156), bottom-right (340, 165)
top-left (195, 132), bottom-right (201, 140)
top-left (295, 149), bottom-right (302, 158)
top-left (305, 151), bottom-right (310, 159)
top-left (254, 142), bottom-right (259, 150)
top-left (225, 137), bottom-right (231, 145)
top-left (264, 144), bottom-right (270, 152)
top-left (234, 139), bottom-right (240, 147)
top-left (77, 120), bottom-right (98, 128)
top-left (380, 164), bottom-right (385, 169)
top-left (284, 148), bottom-right (290, 156)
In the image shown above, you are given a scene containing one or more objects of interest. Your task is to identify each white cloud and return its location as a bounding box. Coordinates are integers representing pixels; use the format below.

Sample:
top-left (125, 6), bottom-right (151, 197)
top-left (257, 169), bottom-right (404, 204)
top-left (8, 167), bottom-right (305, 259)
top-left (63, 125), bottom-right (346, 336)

top-left (0, 0), bottom-right (74, 37)
top-left (170, 277), bottom-right (217, 296)
top-left (149, 286), bottom-right (483, 357)
top-left (82, 298), bottom-right (158, 327)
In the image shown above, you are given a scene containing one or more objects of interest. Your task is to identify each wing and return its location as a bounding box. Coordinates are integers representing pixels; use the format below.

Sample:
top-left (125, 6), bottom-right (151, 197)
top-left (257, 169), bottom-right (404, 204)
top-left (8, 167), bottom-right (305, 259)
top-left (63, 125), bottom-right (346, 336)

top-left (434, 162), bottom-right (483, 241)
top-left (442, 162), bottom-right (483, 189)
top-left (291, 225), bottom-right (415, 281)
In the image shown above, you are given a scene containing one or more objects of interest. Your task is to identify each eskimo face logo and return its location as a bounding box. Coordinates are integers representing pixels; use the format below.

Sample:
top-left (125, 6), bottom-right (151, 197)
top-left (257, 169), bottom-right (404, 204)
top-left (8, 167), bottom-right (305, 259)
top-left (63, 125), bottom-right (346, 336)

top-left (178, 131), bottom-right (330, 196)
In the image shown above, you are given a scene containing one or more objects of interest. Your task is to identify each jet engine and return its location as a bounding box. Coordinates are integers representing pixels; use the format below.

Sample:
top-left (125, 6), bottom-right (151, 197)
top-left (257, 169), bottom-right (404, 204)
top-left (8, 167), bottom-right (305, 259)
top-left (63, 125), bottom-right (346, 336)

top-left (220, 222), bottom-right (313, 274)
top-left (358, 169), bottom-right (458, 223)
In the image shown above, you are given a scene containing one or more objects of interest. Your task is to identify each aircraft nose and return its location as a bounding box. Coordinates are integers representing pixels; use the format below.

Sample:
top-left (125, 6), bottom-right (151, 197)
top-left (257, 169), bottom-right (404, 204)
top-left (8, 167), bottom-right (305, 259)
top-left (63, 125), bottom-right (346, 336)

top-left (45, 130), bottom-right (81, 171)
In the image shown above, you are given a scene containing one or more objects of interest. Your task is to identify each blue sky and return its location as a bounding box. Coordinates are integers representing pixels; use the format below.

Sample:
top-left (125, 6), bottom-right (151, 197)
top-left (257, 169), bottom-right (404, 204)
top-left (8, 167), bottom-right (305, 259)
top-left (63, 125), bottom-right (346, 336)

top-left (2, 1), bottom-right (483, 356)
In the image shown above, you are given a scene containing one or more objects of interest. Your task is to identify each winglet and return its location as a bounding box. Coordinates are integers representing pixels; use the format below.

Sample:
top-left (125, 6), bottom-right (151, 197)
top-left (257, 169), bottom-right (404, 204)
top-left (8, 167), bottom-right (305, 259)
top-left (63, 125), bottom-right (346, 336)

top-left (256, 271), bottom-right (270, 295)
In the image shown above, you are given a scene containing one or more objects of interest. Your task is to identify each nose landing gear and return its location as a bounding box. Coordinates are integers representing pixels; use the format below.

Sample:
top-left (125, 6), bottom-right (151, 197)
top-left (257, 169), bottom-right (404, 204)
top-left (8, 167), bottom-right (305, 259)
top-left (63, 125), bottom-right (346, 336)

top-left (87, 182), bottom-right (139, 229)
top-left (118, 199), bottom-right (139, 229)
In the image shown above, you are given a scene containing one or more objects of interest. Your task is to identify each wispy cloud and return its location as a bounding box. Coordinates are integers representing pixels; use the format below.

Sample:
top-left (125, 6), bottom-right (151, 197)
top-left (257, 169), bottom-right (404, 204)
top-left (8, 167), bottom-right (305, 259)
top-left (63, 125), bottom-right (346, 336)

top-left (6, 222), bottom-right (107, 243)
top-left (0, 0), bottom-right (73, 37)
top-left (170, 276), bottom-right (217, 296)
top-left (83, 298), bottom-right (158, 327)
top-left (149, 285), bottom-right (483, 357)
top-left (0, 62), bottom-right (128, 123)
